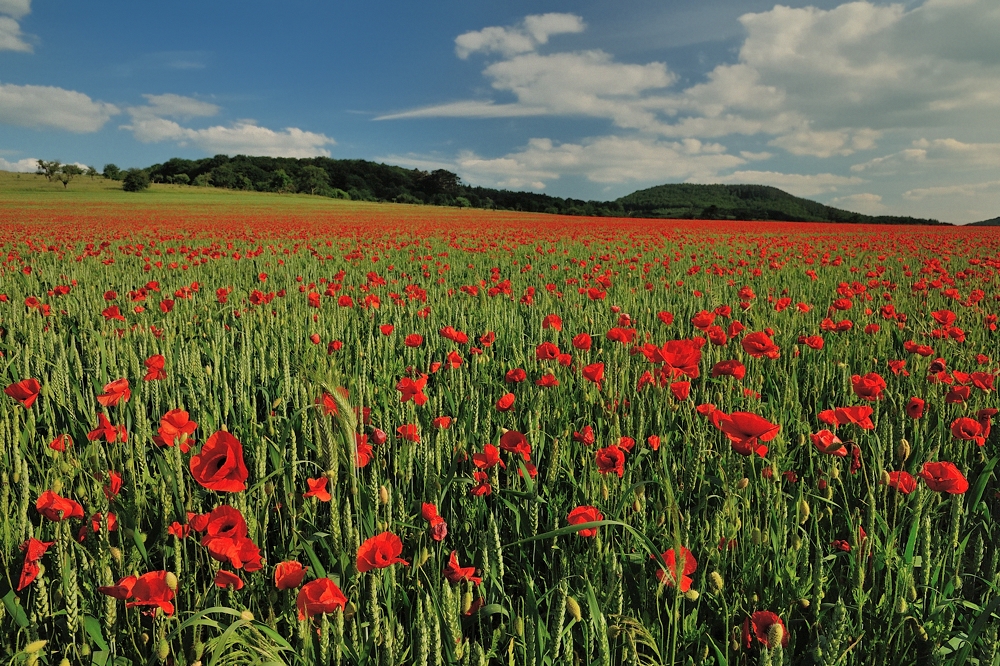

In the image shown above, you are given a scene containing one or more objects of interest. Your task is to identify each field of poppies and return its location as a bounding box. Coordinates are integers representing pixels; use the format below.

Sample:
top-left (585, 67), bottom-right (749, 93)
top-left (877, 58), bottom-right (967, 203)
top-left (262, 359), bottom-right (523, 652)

top-left (2, 194), bottom-right (1000, 665)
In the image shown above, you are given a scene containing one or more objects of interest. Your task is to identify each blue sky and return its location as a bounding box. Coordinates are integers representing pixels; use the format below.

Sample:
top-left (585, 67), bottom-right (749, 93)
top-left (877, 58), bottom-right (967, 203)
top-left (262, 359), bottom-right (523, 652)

top-left (2, 0), bottom-right (999, 223)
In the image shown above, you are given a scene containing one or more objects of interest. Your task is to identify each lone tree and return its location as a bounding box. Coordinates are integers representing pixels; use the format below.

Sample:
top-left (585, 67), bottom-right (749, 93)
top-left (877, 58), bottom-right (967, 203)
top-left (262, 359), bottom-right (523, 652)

top-left (103, 164), bottom-right (122, 180)
top-left (36, 159), bottom-right (62, 181)
top-left (58, 164), bottom-right (83, 188)
top-left (122, 169), bottom-right (151, 192)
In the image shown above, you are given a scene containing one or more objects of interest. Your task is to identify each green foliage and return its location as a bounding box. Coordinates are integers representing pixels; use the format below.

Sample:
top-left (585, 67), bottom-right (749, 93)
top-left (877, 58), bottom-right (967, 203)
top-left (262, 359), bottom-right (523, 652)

top-left (102, 164), bottom-right (122, 181)
top-left (121, 168), bottom-right (151, 192)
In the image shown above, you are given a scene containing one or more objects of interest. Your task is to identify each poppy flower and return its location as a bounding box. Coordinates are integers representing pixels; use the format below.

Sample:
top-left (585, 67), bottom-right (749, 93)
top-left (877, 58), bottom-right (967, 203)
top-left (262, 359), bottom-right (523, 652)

top-left (472, 444), bottom-right (505, 470)
top-left (945, 386), bottom-right (971, 404)
top-left (396, 375), bottom-right (429, 405)
top-left (189, 431), bottom-right (249, 493)
top-left (355, 434), bottom-right (373, 468)
top-left (499, 430), bottom-right (531, 460)
top-left (657, 311), bottom-right (674, 325)
top-left (654, 546), bottom-right (697, 592)
top-left (98, 575), bottom-right (138, 600)
top-left (446, 350), bottom-right (463, 369)
top-left (542, 314), bottom-right (563, 331)
top-left (741, 332), bottom-right (780, 359)
top-left (470, 470), bottom-right (492, 496)
top-left (378, 324), bottom-right (393, 336)
top-left (443, 551), bottom-right (482, 585)
top-left (274, 561), bottom-right (308, 590)
top-left (103, 470), bottom-right (123, 502)
top-left (167, 522), bottom-right (191, 539)
top-left (296, 578), bottom-right (347, 620)
top-left (432, 415), bottom-right (452, 429)
top-left (505, 368), bottom-right (527, 383)
top-left (711, 360), bottom-right (746, 380)
top-left (125, 571), bottom-right (176, 616)
top-left (479, 331), bottom-right (496, 347)
top-left (567, 505), bottom-right (603, 537)
top-left (811, 430), bottom-right (848, 457)
top-left (536, 374), bottom-right (559, 387)
top-left (87, 412), bottom-right (127, 443)
top-left (5, 378), bottom-right (41, 408)
top-left (582, 363), bottom-right (604, 387)
top-left (143, 354), bottom-right (167, 381)
top-left (304, 477), bottom-right (331, 502)
top-left (404, 334), bottom-right (423, 347)
top-left (214, 569), bottom-right (244, 590)
top-left (952, 417), bottom-right (985, 446)
top-left (36, 490), bottom-right (84, 522)
top-left (670, 381), bottom-right (690, 400)
top-left (888, 360), bottom-right (908, 376)
top-left (717, 412), bottom-right (780, 458)
top-left (536, 342), bottom-right (560, 360)
top-left (595, 445), bottom-right (625, 477)
top-left (102, 305), bottom-right (126, 322)
top-left (643, 339), bottom-right (702, 379)
top-left (572, 333), bottom-right (592, 351)
top-left (751, 611), bottom-right (789, 649)
top-left (156, 409), bottom-right (197, 448)
top-left (397, 424), bottom-right (420, 442)
top-left (49, 434), bottom-right (70, 452)
top-left (798, 335), bottom-right (824, 350)
top-left (851, 373), bottom-right (886, 401)
top-left (918, 461), bottom-right (969, 494)
top-left (824, 406), bottom-right (875, 430)
top-left (357, 531), bottom-right (409, 572)
top-left (573, 426), bottom-right (595, 446)
top-left (886, 471), bottom-right (917, 494)
top-left (647, 435), bottom-right (661, 451)
top-left (496, 393), bottom-right (516, 412)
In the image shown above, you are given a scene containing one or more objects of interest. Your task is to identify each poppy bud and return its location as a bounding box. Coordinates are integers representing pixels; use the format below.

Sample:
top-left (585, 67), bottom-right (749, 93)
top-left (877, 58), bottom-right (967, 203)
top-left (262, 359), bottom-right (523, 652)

top-left (797, 498), bottom-right (810, 524)
top-left (830, 466), bottom-right (840, 480)
top-left (52, 478), bottom-right (63, 493)
top-left (24, 641), bottom-right (47, 655)
top-left (264, 482), bottom-right (275, 497)
top-left (684, 589), bottom-right (699, 601)
top-left (164, 572), bottom-right (178, 591)
top-left (515, 616), bottom-right (524, 636)
top-left (633, 499), bottom-right (641, 512)
top-left (896, 597), bottom-right (908, 613)
top-left (710, 571), bottom-right (723, 593)
top-left (601, 483), bottom-right (609, 501)
top-left (736, 478), bottom-right (749, 490)
top-left (792, 535), bottom-right (802, 550)
top-left (110, 547), bottom-right (122, 564)
top-left (157, 640), bottom-right (170, 661)
top-left (418, 547), bottom-right (430, 567)
top-left (379, 486), bottom-right (389, 505)
top-left (751, 527), bottom-right (762, 545)
top-left (566, 596), bottom-right (582, 622)
top-left (880, 470), bottom-right (891, 486)
top-left (241, 610), bottom-right (254, 621)
top-left (798, 434), bottom-right (806, 446)
top-left (205, 365), bottom-right (212, 376)
top-left (898, 438), bottom-right (911, 462)
top-left (798, 598), bottom-right (810, 609)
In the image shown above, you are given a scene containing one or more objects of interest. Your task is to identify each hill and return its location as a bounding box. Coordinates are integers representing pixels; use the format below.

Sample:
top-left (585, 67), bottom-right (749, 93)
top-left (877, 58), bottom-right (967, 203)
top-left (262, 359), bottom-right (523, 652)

top-left (970, 216), bottom-right (1000, 226)
top-left (616, 183), bottom-right (946, 225)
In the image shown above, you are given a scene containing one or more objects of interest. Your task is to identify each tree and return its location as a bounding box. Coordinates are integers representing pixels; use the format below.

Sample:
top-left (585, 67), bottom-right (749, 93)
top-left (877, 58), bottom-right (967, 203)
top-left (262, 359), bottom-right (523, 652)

top-left (270, 169), bottom-right (294, 193)
top-left (86, 166), bottom-right (99, 179)
top-left (122, 169), bottom-right (151, 192)
top-left (57, 164), bottom-right (83, 188)
top-left (296, 165), bottom-right (330, 196)
top-left (103, 164), bottom-right (122, 180)
top-left (173, 173), bottom-right (190, 186)
top-left (36, 160), bottom-right (61, 181)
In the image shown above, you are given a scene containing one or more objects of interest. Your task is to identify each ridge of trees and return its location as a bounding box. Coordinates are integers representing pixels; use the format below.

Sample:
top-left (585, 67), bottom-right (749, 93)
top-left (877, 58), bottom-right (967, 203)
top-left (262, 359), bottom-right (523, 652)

top-left (104, 154), bottom-right (946, 225)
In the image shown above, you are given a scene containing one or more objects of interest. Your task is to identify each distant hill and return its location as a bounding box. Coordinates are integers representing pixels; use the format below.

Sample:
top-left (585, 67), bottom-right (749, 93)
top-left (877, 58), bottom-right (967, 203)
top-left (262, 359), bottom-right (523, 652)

top-left (969, 216), bottom-right (1000, 226)
top-left (108, 154), bottom-right (945, 224)
top-left (616, 183), bottom-right (947, 225)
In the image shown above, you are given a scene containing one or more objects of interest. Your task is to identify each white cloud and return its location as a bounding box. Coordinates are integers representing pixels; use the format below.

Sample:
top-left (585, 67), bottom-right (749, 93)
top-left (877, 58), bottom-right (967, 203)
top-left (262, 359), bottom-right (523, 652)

top-left (0, 155), bottom-right (38, 172)
top-left (0, 0), bottom-right (31, 19)
top-left (0, 82), bottom-right (119, 131)
top-left (693, 170), bottom-right (864, 197)
top-left (122, 97), bottom-right (334, 157)
top-left (852, 138), bottom-right (1000, 173)
top-left (769, 128), bottom-right (881, 158)
top-left (0, 0), bottom-right (30, 52)
top-left (455, 13), bottom-right (584, 59)
top-left (903, 179), bottom-right (1000, 200)
top-left (828, 192), bottom-right (888, 214)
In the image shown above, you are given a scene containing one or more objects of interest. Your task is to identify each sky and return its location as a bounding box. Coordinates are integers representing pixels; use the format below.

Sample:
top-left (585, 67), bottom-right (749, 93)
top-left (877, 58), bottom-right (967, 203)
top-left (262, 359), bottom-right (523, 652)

top-left (1, 0), bottom-right (999, 224)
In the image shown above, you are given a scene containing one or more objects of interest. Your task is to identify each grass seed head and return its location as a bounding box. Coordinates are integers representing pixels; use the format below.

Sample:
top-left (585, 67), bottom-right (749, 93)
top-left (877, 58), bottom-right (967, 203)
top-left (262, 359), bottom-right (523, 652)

top-left (767, 623), bottom-right (784, 649)
top-left (710, 572), bottom-right (724, 593)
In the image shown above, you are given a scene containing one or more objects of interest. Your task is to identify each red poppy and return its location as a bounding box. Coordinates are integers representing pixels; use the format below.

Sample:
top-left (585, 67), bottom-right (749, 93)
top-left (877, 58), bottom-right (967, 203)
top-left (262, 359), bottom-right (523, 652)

top-left (214, 570), bottom-right (244, 590)
top-left (798, 335), bottom-right (824, 350)
top-left (470, 470), bottom-right (492, 496)
top-left (945, 385), bottom-right (971, 404)
top-left (643, 339), bottom-right (702, 379)
top-left (99, 575), bottom-right (138, 600)
top-left (296, 578), bottom-right (347, 620)
top-left (397, 424), bottom-right (420, 442)
top-left (952, 417), bottom-right (985, 446)
top-left (711, 360), bottom-right (746, 380)
top-left (167, 522), bottom-right (191, 539)
top-left (654, 546), bottom-right (697, 592)
top-left (573, 425), bottom-right (595, 446)
top-left (647, 435), bottom-right (661, 451)
top-left (811, 430), bottom-right (847, 457)
top-left (396, 374), bottom-right (429, 405)
top-left (543, 314), bottom-right (563, 331)
top-left (35, 490), bottom-right (84, 522)
top-left (103, 471), bottom-right (123, 502)
top-left (535, 342), bottom-right (560, 360)
top-left (595, 445), bottom-right (625, 477)
top-left (751, 611), bottom-right (789, 648)
top-left (536, 373), bottom-right (559, 387)
top-left (143, 354), bottom-right (167, 381)
top-left (582, 363), bottom-right (604, 387)
top-left (472, 444), bottom-right (505, 469)
top-left (189, 431), bottom-right (248, 493)
top-left (572, 332), bottom-right (592, 351)
top-left (499, 430), bottom-right (531, 460)
top-left (669, 381), bottom-right (690, 400)
top-left (126, 571), bottom-right (176, 616)
top-left (4, 378), bottom-right (41, 408)
top-left (886, 471), bottom-right (917, 494)
top-left (888, 360), bottom-right (908, 376)
top-left (274, 561), bottom-right (308, 590)
top-left (741, 332), bottom-right (780, 359)
top-left (824, 406), bottom-right (875, 430)
top-left (49, 434), bottom-right (70, 452)
top-left (851, 373), bottom-right (886, 401)
top-left (378, 324), bottom-right (394, 336)
top-left (906, 397), bottom-right (925, 419)
top-left (505, 368), bottom-right (527, 383)
top-left (918, 461), bottom-right (968, 494)
top-left (567, 505), bottom-right (604, 537)
top-left (404, 334), bottom-right (423, 347)
top-left (446, 350), bottom-right (463, 368)
top-left (357, 531), bottom-right (409, 572)
top-left (496, 393), bottom-right (516, 412)
top-left (717, 412), bottom-right (779, 458)
top-left (444, 551), bottom-right (482, 585)
top-left (156, 409), bottom-right (197, 448)
top-left (304, 477), bottom-right (331, 502)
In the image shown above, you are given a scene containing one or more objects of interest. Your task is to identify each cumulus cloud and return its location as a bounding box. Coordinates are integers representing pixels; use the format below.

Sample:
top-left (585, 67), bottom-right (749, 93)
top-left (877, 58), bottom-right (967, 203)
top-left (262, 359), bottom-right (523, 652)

top-left (828, 192), bottom-right (888, 215)
top-left (0, 155), bottom-right (39, 172)
top-left (122, 95), bottom-right (334, 158)
top-left (691, 170), bottom-right (864, 198)
top-left (455, 13), bottom-right (584, 59)
top-left (903, 179), bottom-right (1000, 200)
top-left (0, 0), bottom-right (31, 52)
top-left (0, 82), bottom-right (119, 131)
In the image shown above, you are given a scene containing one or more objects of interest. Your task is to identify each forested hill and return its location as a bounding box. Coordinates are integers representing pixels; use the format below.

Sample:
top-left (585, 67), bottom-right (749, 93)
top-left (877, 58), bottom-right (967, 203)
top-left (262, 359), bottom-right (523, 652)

top-left (119, 154), bottom-right (946, 224)
top-left (970, 216), bottom-right (1000, 226)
